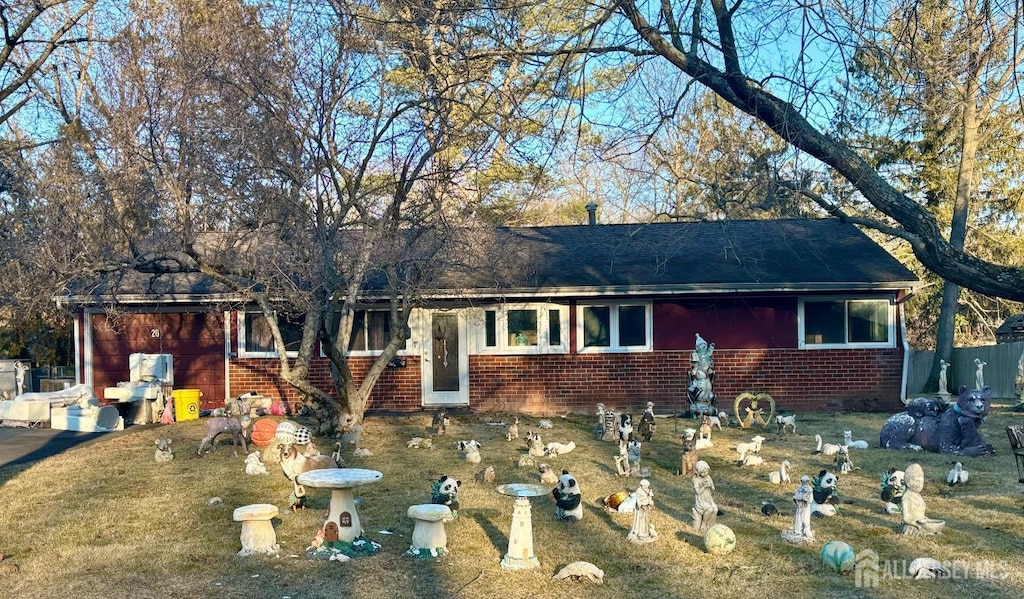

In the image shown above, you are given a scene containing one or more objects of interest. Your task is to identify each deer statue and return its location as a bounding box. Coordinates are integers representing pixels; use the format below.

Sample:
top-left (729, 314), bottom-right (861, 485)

top-left (197, 415), bottom-right (251, 457)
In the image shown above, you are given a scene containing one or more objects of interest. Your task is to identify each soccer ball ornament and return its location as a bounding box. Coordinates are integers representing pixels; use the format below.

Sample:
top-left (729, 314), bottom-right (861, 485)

top-left (820, 541), bottom-right (856, 573)
top-left (294, 426), bottom-right (312, 446)
top-left (704, 524), bottom-right (736, 555)
top-left (275, 421), bottom-right (298, 445)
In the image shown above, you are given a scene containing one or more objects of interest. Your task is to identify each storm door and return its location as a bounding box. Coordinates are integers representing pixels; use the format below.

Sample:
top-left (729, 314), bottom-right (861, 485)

top-left (421, 311), bottom-right (469, 406)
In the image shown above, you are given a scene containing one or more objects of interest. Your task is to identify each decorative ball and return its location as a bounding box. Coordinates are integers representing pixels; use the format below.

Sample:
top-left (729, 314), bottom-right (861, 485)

top-left (294, 426), bottom-right (312, 446)
top-left (820, 541), bottom-right (856, 573)
top-left (250, 418), bottom-right (279, 448)
top-left (275, 421), bottom-right (298, 445)
top-left (704, 524), bottom-right (736, 555)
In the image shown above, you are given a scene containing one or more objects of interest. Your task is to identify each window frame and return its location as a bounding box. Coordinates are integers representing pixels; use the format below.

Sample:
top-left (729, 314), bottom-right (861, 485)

top-left (237, 311), bottom-right (304, 358)
top-left (575, 301), bottom-right (653, 353)
top-left (475, 303), bottom-right (569, 355)
top-left (343, 308), bottom-right (410, 357)
top-left (797, 296), bottom-right (896, 349)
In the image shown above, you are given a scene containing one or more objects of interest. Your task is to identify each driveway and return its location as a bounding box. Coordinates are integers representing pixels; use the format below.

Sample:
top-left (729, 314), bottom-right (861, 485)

top-left (0, 427), bottom-right (112, 469)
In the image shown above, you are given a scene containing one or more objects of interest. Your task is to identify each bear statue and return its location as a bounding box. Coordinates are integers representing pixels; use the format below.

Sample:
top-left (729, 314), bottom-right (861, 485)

top-left (431, 475), bottom-right (461, 517)
top-left (879, 386), bottom-right (994, 456)
top-left (552, 470), bottom-right (583, 521)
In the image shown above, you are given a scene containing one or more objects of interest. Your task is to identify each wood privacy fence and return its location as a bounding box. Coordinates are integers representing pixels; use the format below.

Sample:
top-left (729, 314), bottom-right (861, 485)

top-left (908, 341), bottom-right (1024, 399)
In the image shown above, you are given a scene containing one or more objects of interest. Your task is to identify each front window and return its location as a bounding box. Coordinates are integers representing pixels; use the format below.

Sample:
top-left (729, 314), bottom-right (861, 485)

top-left (348, 310), bottom-right (392, 353)
top-left (577, 303), bottom-right (652, 353)
top-left (799, 298), bottom-right (894, 348)
top-left (238, 312), bottom-right (303, 357)
top-left (478, 304), bottom-right (568, 354)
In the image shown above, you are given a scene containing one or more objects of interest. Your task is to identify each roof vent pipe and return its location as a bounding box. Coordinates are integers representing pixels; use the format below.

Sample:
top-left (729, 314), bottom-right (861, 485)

top-left (585, 201), bottom-right (598, 227)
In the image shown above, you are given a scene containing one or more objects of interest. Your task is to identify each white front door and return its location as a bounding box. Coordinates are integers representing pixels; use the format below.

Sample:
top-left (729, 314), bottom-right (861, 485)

top-left (420, 310), bottom-right (469, 406)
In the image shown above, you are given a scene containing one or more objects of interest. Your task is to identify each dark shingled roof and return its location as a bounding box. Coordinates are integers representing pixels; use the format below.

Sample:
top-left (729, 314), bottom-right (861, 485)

top-left (61, 218), bottom-right (918, 305)
top-left (435, 218), bottom-right (918, 294)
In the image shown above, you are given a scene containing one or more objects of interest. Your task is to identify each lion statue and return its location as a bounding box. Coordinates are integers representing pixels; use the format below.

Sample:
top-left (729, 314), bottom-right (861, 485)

top-left (879, 386), bottom-right (994, 456)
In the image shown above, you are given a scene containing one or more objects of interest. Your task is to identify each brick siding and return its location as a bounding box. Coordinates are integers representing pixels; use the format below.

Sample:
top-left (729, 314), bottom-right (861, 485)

top-left (228, 347), bottom-right (903, 414)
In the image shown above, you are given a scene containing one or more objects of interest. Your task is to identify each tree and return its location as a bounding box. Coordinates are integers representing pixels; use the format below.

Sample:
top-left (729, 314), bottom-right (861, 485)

top-left (840, 0), bottom-right (1024, 387)
top-left (0, 0), bottom-right (96, 126)
top-left (24, 0), bottom-right (549, 433)
top-left (0, 1), bottom-right (97, 361)
top-left (493, 0), bottom-right (1024, 301)
top-left (557, 79), bottom-right (814, 223)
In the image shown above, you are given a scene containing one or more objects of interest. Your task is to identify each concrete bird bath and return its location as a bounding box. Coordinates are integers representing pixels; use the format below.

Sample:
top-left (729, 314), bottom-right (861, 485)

top-left (495, 483), bottom-right (550, 570)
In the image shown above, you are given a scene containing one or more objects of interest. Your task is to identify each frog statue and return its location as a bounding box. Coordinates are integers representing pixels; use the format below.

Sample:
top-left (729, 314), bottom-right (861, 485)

top-left (879, 386), bottom-right (994, 457)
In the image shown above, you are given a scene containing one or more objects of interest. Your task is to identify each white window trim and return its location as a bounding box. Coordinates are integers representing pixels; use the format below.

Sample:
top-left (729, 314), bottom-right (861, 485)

top-left (343, 309), bottom-right (412, 357)
top-left (575, 302), bottom-right (653, 353)
top-left (797, 296), bottom-right (896, 349)
top-left (473, 303), bottom-right (570, 355)
top-left (237, 311), bottom-right (300, 358)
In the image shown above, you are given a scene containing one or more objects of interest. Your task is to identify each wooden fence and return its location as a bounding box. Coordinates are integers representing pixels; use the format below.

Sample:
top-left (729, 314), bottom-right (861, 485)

top-left (908, 341), bottom-right (1024, 399)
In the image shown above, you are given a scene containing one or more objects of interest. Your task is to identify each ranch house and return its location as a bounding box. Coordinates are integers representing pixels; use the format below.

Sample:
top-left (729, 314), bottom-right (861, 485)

top-left (58, 218), bottom-right (919, 416)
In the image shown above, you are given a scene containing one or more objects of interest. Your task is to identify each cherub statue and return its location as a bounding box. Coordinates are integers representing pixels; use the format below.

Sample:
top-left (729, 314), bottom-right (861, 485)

top-left (691, 461), bottom-right (717, 534)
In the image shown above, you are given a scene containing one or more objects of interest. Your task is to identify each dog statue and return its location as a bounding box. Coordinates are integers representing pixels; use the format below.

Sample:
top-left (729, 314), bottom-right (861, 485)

top-left (506, 417), bottom-right (519, 441)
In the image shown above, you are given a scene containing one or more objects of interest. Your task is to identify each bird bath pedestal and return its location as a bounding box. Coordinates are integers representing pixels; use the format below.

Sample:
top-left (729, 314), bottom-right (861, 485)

top-left (297, 468), bottom-right (383, 558)
top-left (496, 483), bottom-right (550, 570)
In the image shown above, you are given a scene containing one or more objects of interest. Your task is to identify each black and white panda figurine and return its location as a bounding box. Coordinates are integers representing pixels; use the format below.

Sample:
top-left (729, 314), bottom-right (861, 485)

top-left (431, 475), bottom-right (461, 518)
top-left (552, 470), bottom-right (583, 521)
top-left (810, 470), bottom-right (839, 517)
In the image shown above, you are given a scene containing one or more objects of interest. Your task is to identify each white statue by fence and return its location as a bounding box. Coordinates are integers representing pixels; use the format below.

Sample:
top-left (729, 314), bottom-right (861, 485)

top-left (14, 361), bottom-right (29, 396)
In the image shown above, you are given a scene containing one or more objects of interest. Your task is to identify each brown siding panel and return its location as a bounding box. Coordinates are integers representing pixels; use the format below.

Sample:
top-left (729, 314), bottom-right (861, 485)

top-left (654, 298), bottom-right (797, 349)
top-left (90, 312), bottom-right (225, 409)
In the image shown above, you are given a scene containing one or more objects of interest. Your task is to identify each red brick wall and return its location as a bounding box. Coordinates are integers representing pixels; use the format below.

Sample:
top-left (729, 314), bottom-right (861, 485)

top-left (227, 356), bottom-right (422, 412)
top-left (226, 347), bottom-right (903, 414)
top-left (468, 348), bottom-right (904, 414)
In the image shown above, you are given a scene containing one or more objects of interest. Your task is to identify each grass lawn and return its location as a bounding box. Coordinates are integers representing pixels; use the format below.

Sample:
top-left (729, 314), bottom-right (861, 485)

top-left (1, 403), bottom-right (1023, 599)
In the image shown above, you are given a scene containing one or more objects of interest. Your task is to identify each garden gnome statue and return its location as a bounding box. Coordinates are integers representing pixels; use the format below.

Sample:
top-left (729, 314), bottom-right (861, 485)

top-left (627, 479), bottom-right (657, 544)
top-left (900, 463), bottom-right (945, 536)
top-left (974, 358), bottom-right (986, 389)
top-left (938, 359), bottom-right (949, 397)
top-left (781, 475), bottom-right (814, 544)
top-left (691, 461), bottom-right (717, 534)
top-left (14, 361), bottom-right (28, 396)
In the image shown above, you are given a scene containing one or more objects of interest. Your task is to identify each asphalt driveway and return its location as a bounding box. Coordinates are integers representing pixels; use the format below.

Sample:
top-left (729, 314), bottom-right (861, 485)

top-left (0, 427), bottom-right (112, 469)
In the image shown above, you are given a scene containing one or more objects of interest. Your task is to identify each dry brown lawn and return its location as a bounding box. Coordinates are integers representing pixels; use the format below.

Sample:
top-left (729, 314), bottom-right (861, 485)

top-left (1, 403), bottom-right (1023, 599)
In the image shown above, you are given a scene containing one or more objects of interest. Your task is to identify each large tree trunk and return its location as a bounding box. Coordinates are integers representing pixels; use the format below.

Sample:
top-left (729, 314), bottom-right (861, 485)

top-left (926, 41), bottom-right (982, 393)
